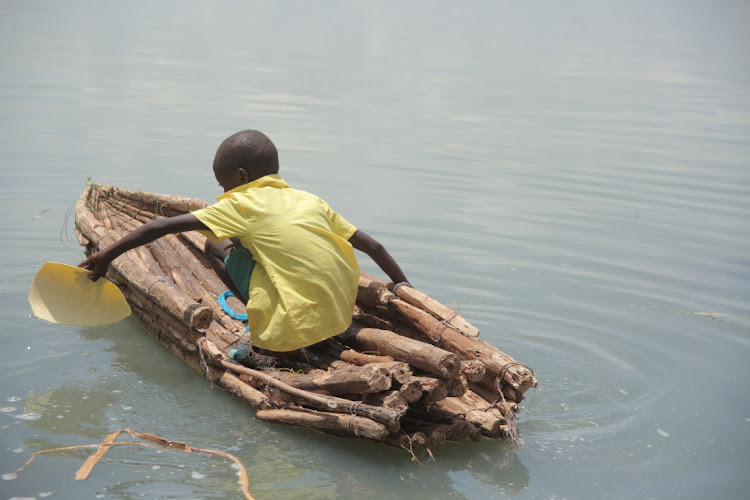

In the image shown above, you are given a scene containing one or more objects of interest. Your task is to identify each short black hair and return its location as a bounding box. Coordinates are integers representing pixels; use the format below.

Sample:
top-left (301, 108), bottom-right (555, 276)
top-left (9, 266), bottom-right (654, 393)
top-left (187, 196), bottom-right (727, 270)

top-left (214, 130), bottom-right (279, 180)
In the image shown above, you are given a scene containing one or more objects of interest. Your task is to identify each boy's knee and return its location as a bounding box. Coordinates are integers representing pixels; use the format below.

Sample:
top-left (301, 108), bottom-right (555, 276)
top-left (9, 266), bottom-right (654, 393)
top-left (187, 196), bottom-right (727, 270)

top-left (203, 238), bottom-right (222, 260)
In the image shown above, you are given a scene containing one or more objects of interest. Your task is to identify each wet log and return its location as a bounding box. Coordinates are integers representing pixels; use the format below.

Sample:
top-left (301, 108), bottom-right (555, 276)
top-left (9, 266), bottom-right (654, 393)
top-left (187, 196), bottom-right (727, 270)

top-left (205, 366), bottom-right (274, 410)
top-left (434, 396), bottom-right (506, 438)
top-left (122, 284), bottom-right (233, 350)
top-left (337, 324), bottom-right (459, 379)
top-left (389, 298), bottom-right (536, 393)
top-left (399, 421), bottom-right (447, 448)
top-left (404, 407), bottom-right (480, 442)
top-left (467, 384), bottom-right (520, 416)
top-left (384, 431), bottom-right (426, 449)
top-left (199, 341), bottom-right (403, 431)
top-left (256, 408), bottom-right (389, 441)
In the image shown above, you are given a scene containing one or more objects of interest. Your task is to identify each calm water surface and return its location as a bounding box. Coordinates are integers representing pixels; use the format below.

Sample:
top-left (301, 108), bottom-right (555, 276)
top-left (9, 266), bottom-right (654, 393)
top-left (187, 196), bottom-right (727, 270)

top-left (2, 1), bottom-right (749, 499)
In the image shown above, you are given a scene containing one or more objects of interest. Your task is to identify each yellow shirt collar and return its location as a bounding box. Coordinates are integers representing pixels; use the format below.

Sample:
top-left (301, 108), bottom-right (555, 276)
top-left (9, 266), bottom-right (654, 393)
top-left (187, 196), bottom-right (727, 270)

top-left (217, 174), bottom-right (290, 200)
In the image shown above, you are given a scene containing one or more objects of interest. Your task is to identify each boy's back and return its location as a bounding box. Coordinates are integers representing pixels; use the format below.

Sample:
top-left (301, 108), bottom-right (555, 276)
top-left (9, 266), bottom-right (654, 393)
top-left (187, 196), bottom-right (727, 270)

top-left (193, 173), bottom-right (360, 352)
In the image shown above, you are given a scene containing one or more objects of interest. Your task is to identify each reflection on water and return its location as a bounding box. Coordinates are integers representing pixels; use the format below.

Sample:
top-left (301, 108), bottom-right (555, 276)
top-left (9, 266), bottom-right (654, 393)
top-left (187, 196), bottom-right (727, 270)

top-left (2, 1), bottom-right (750, 499)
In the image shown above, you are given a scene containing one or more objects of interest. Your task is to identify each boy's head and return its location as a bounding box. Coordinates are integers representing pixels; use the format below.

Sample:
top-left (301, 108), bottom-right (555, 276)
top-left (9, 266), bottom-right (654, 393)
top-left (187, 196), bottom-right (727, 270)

top-left (213, 130), bottom-right (279, 192)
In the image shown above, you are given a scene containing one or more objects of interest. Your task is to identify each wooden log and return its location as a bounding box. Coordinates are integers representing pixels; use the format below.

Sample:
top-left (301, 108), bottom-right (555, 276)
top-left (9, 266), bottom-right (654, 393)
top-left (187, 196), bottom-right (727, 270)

top-left (398, 422), bottom-right (447, 448)
top-left (446, 374), bottom-right (469, 398)
top-left (414, 376), bottom-right (448, 405)
top-left (258, 364), bottom-right (391, 395)
top-left (129, 301), bottom-right (205, 356)
top-left (94, 185), bottom-right (206, 217)
top-left (74, 224), bottom-right (90, 247)
top-left (146, 235), bottom-right (246, 332)
top-left (362, 272), bottom-right (480, 338)
top-left (75, 201), bottom-right (213, 330)
top-left (105, 216), bottom-right (168, 280)
top-left (434, 397), bottom-right (506, 438)
top-left (445, 419), bottom-right (481, 442)
top-left (177, 230), bottom-right (209, 256)
top-left (299, 348), bottom-right (352, 371)
top-left (390, 299), bottom-right (536, 393)
top-left (305, 342), bottom-right (411, 384)
top-left (352, 303), bottom-right (397, 330)
top-left (337, 324), bottom-right (460, 379)
top-left (377, 362), bottom-right (412, 385)
top-left (397, 378), bottom-right (424, 404)
top-left (205, 366), bottom-right (273, 410)
top-left (256, 408), bottom-right (389, 441)
top-left (148, 238), bottom-right (205, 302)
top-left (199, 341), bottom-right (403, 431)
top-left (362, 390), bottom-right (408, 411)
top-left (338, 349), bottom-right (394, 365)
top-left (162, 233), bottom-right (231, 298)
top-left (467, 384), bottom-right (520, 416)
top-left (460, 360), bottom-right (486, 382)
top-left (384, 431), bottom-right (426, 449)
top-left (403, 406), bottom-right (480, 442)
top-left (357, 275), bottom-right (395, 307)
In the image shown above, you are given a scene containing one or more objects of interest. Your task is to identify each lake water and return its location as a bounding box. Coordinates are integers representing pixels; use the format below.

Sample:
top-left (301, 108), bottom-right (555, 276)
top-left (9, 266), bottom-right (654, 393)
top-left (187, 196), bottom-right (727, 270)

top-left (2, 1), bottom-right (749, 498)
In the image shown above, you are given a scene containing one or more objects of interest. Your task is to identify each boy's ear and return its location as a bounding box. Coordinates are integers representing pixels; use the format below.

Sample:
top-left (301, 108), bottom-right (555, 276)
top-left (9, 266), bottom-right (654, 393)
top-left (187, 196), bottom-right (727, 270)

top-left (238, 168), bottom-right (249, 184)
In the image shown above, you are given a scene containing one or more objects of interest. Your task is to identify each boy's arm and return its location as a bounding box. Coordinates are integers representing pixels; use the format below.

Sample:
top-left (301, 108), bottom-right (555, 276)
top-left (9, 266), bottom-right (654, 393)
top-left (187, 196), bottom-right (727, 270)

top-left (78, 213), bottom-right (210, 281)
top-left (349, 229), bottom-right (410, 285)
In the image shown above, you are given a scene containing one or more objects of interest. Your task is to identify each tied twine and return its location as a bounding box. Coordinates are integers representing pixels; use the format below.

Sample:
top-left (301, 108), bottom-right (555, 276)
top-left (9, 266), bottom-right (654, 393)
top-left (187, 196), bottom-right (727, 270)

top-left (429, 313), bottom-right (460, 346)
top-left (147, 276), bottom-right (169, 298)
top-left (348, 401), bottom-right (363, 437)
top-left (495, 362), bottom-right (534, 396)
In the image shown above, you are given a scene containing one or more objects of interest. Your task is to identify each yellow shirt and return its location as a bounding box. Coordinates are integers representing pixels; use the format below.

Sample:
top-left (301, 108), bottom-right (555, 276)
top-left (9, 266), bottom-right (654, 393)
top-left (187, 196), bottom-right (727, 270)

top-left (192, 174), bottom-right (359, 351)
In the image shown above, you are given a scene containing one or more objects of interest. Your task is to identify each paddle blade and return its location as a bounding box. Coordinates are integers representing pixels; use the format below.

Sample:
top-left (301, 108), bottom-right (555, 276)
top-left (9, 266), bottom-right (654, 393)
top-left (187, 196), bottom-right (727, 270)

top-left (29, 262), bottom-right (131, 326)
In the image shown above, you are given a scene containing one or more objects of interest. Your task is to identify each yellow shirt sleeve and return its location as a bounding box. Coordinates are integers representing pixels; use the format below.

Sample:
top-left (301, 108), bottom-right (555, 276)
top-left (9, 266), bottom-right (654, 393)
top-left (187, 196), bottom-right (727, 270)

top-left (192, 198), bottom-right (248, 242)
top-left (320, 199), bottom-right (357, 240)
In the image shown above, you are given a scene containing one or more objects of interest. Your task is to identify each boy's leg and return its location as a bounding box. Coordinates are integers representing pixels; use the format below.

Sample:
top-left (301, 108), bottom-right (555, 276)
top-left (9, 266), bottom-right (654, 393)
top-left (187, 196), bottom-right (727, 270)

top-left (205, 239), bottom-right (299, 360)
top-left (204, 237), bottom-right (246, 303)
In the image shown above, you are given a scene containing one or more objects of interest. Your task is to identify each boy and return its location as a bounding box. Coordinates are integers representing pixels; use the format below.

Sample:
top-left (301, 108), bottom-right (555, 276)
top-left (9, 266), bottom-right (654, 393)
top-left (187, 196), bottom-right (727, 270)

top-left (79, 130), bottom-right (409, 361)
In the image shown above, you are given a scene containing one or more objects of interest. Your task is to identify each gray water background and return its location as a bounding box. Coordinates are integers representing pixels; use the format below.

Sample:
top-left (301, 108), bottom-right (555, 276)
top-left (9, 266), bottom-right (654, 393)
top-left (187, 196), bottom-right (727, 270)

top-left (1, 1), bottom-right (749, 498)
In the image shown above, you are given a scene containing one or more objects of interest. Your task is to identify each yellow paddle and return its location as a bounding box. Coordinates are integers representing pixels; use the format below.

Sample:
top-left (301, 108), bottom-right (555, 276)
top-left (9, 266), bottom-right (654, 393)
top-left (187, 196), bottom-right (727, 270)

top-left (28, 262), bottom-right (131, 326)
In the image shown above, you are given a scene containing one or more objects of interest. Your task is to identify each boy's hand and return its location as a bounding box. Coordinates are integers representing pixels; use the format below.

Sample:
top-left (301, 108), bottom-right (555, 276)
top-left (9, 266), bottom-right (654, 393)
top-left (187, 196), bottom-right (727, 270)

top-left (78, 250), bottom-right (113, 282)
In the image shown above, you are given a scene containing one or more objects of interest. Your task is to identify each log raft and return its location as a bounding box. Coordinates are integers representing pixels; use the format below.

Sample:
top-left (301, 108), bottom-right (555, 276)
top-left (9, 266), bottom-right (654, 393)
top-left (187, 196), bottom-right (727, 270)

top-left (75, 180), bottom-right (537, 451)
